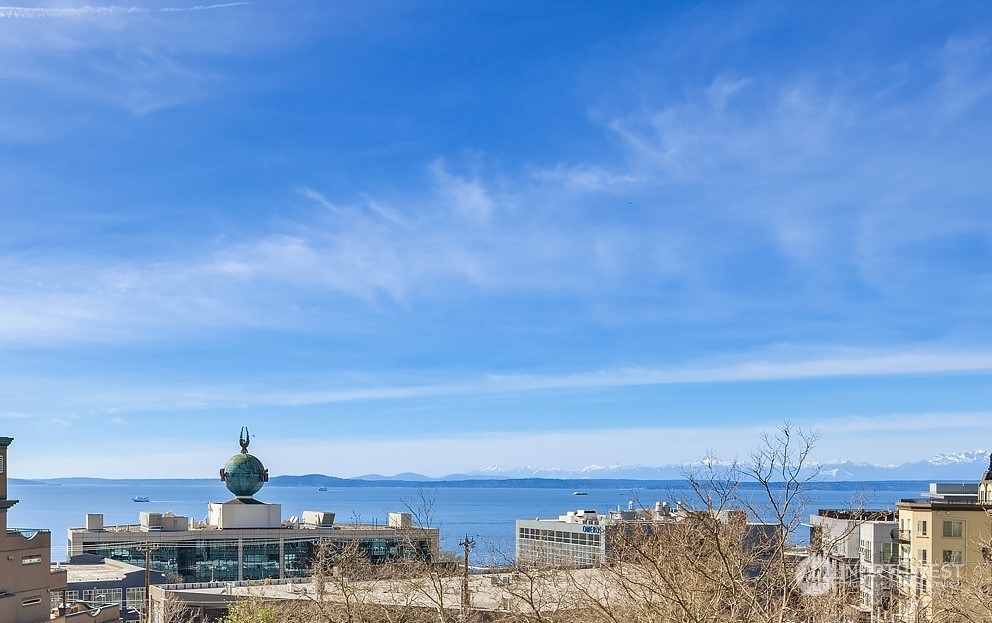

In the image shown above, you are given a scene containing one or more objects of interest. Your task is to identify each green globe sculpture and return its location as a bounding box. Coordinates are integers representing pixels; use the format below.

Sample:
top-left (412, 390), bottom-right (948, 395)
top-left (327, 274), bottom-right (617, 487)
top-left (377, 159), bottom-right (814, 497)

top-left (220, 427), bottom-right (269, 498)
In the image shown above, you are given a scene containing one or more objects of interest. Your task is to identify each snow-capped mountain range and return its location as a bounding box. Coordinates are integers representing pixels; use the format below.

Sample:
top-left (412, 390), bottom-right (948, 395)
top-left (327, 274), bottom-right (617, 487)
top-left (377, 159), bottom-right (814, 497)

top-left (437, 450), bottom-right (992, 482)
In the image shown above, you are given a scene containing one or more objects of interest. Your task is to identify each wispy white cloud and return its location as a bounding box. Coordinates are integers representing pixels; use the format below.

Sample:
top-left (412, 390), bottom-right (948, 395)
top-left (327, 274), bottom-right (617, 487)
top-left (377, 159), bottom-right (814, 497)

top-left (935, 36), bottom-right (992, 115)
top-left (0, 6), bottom-right (146, 18)
top-left (530, 164), bottom-right (640, 193)
top-left (1, 348), bottom-right (989, 418)
top-left (809, 411), bottom-right (992, 435)
top-left (0, 16), bottom-right (989, 456)
top-left (430, 159), bottom-right (496, 223)
top-left (21, 414), bottom-right (989, 478)
top-left (0, 1), bottom-right (257, 116)
top-left (0, 3), bottom-right (249, 19)
top-left (159, 3), bottom-right (250, 13)
top-left (228, 349), bottom-right (992, 406)
top-left (3, 5), bottom-right (989, 479)
top-left (705, 74), bottom-right (753, 110)
top-left (3, 45), bottom-right (992, 342)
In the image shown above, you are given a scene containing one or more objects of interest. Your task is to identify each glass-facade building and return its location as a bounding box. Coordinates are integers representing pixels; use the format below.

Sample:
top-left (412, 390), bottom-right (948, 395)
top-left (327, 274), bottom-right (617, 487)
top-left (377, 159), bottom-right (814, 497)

top-left (69, 524), bottom-right (439, 583)
top-left (69, 433), bottom-right (440, 584)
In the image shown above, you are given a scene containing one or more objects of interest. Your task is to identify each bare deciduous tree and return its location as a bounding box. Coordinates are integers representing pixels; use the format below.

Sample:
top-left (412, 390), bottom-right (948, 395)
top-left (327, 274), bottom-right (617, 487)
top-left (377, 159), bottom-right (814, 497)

top-left (211, 423), bottom-right (864, 623)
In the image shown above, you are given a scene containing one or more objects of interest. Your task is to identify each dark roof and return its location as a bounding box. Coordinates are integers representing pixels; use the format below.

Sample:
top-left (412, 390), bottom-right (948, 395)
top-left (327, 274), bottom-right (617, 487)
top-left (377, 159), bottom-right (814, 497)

top-left (816, 509), bottom-right (895, 521)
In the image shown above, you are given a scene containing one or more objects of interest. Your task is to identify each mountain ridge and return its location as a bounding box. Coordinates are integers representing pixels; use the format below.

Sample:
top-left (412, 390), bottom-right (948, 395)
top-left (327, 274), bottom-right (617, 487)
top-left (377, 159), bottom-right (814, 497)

top-left (446, 449), bottom-right (992, 482)
top-left (9, 450), bottom-right (990, 485)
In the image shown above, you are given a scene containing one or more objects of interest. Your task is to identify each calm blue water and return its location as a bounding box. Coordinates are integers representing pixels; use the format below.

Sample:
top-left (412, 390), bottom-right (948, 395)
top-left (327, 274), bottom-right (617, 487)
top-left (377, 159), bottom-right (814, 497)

top-left (7, 481), bottom-right (926, 563)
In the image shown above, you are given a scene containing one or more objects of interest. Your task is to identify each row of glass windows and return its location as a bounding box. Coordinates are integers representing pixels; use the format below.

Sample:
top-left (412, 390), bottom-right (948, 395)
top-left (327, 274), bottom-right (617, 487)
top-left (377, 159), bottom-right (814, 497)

top-left (517, 542), bottom-right (603, 567)
top-left (518, 527), bottom-right (602, 547)
top-left (912, 548), bottom-right (965, 564)
top-left (907, 519), bottom-right (964, 538)
top-left (859, 540), bottom-right (898, 564)
top-left (51, 588), bottom-right (145, 610)
top-left (78, 536), bottom-right (434, 583)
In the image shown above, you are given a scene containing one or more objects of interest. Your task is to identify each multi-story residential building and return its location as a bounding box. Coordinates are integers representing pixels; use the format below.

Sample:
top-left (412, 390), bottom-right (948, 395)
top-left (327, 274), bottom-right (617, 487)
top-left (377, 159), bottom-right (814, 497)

top-left (981, 459), bottom-right (992, 504)
top-left (0, 436), bottom-right (67, 623)
top-left (856, 516), bottom-right (900, 622)
top-left (893, 460), bottom-right (992, 622)
top-left (69, 431), bottom-right (439, 584)
top-left (808, 508), bottom-right (897, 622)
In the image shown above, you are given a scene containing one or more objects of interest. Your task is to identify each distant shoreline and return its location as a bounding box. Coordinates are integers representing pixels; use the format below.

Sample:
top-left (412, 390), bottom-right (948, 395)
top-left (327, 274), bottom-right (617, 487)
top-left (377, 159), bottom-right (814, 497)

top-left (10, 476), bottom-right (934, 492)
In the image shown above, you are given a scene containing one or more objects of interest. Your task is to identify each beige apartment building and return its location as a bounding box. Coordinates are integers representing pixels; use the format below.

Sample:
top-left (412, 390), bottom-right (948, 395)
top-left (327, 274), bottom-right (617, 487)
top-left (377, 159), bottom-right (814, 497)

top-left (0, 437), bottom-right (67, 623)
top-left (894, 462), bottom-right (992, 622)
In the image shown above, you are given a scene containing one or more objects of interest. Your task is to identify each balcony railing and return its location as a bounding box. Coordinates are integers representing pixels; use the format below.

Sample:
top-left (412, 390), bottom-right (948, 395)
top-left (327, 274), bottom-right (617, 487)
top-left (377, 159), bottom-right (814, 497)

top-left (891, 528), bottom-right (911, 542)
top-left (6, 528), bottom-right (51, 541)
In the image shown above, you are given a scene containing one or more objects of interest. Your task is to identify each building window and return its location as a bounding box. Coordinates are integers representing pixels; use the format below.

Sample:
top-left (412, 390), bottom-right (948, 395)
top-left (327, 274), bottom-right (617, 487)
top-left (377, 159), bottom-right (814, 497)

top-left (83, 588), bottom-right (123, 604)
top-left (82, 589), bottom-right (122, 605)
top-left (21, 555), bottom-right (41, 565)
top-left (918, 548), bottom-right (927, 564)
top-left (942, 550), bottom-right (963, 564)
top-left (21, 597), bottom-right (42, 607)
top-left (882, 542), bottom-right (897, 564)
top-left (943, 521), bottom-right (963, 538)
top-left (860, 539), bottom-right (872, 563)
top-left (126, 588), bottom-right (146, 612)
top-left (917, 520), bottom-right (927, 536)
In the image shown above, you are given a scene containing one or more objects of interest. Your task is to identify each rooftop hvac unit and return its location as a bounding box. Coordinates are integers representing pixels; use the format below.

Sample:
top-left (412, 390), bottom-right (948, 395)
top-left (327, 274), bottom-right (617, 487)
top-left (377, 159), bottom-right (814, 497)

top-left (140, 512), bottom-right (163, 532)
top-left (160, 514), bottom-right (188, 532)
top-left (302, 511), bottom-right (335, 527)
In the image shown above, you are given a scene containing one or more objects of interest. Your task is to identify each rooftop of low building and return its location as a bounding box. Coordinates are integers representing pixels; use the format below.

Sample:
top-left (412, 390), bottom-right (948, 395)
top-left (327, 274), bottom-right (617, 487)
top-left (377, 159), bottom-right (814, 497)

top-left (57, 554), bottom-right (154, 583)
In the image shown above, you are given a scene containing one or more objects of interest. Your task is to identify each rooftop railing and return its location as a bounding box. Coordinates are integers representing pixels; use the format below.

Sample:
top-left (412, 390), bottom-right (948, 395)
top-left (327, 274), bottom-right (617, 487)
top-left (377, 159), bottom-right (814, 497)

top-left (6, 528), bottom-right (51, 540)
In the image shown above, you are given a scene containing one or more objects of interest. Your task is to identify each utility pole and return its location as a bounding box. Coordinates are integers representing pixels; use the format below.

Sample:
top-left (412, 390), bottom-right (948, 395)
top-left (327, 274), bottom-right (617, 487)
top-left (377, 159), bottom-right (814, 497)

top-left (458, 534), bottom-right (476, 618)
top-left (138, 544), bottom-right (159, 623)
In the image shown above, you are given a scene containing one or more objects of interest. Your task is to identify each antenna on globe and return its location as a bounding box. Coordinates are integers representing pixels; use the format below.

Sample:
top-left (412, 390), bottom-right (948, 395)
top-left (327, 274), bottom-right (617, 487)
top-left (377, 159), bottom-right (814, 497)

top-left (239, 426), bottom-right (250, 454)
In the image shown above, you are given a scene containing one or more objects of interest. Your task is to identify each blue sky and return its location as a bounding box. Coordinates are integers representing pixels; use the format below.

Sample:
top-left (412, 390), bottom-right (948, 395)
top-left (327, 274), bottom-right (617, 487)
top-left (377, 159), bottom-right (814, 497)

top-left (2, 2), bottom-right (992, 478)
